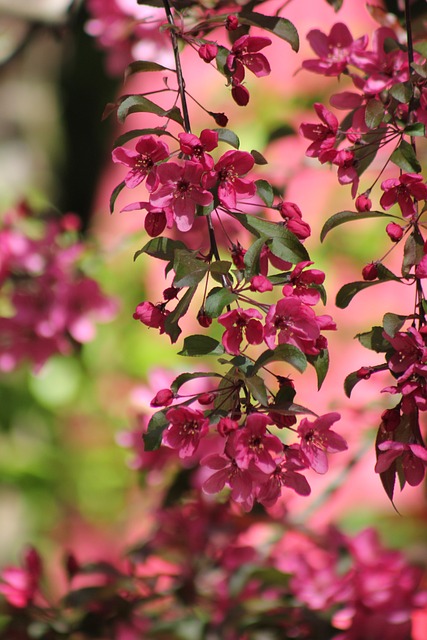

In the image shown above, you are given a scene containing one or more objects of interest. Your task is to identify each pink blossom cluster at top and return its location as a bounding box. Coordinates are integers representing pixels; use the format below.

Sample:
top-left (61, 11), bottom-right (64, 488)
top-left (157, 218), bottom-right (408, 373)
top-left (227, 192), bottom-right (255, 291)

top-left (1, 508), bottom-right (426, 639)
top-left (0, 204), bottom-right (117, 371)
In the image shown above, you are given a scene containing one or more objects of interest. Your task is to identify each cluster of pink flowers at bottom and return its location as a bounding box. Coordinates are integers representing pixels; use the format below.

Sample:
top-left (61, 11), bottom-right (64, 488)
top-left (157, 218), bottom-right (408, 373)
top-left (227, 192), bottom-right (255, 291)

top-left (0, 205), bottom-right (117, 371)
top-left (0, 509), bottom-right (425, 640)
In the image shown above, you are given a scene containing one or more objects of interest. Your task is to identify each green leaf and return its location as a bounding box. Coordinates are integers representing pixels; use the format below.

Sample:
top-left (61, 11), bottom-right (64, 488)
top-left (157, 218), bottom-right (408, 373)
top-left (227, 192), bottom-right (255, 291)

top-left (113, 128), bottom-right (173, 148)
top-left (307, 349), bottom-right (329, 390)
top-left (376, 263), bottom-right (401, 281)
top-left (267, 402), bottom-right (317, 416)
top-left (365, 99), bottom-right (384, 128)
top-left (178, 335), bottom-right (224, 357)
top-left (251, 149), bottom-right (268, 165)
top-left (215, 128), bottom-right (240, 149)
top-left (344, 371), bottom-right (364, 398)
top-left (255, 179), bottom-right (274, 206)
top-left (320, 210), bottom-right (392, 242)
top-left (164, 286), bottom-right (197, 343)
top-left (215, 45), bottom-right (230, 75)
top-left (267, 236), bottom-right (309, 264)
top-left (404, 122), bottom-right (426, 137)
top-left (414, 41), bottom-right (427, 58)
top-left (251, 344), bottom-right (307, 375)
top-left (143, 410), bottom-right (169, 450)
top-left (117, 95), bottom-right (183, 125)
top-left (110, 180), bottom-right (126, 214)
top-left (173, 250), bottom-right (209, 288)
top-left (214, 369), bottom-right (240, 412)
top-left (383, 312), bottom-right (407, 337)
top-left (170, 371), bottom-right (221, 395)
top-left (326, 0), bottom-right (343, 10)
top-left (243, 237), bottom-right (265, 279)
top-left (390, 139), bottom-right (422, 173)
top-left (239, 11), bottom-right (299, 51)
top-left (389, 81), bottom-right (412, 103)
top-left (246, 374), bottom-right (269, 406)
top-left (210, 260), bottom-right (232, 277)
top-left (134, 237), bottom-right (188, 262)
top-left (354, 128), bottom-right (386, 176)
top-left (204, 287), bottom-right (237, 317)
top-left (124, 60), bottom-right (174, 81)
top-left (402, 226), bottom-right (424, 276)
top-left (336, 280), bottom-right (385, 309)
top-left (356, 326), bottom-right (390, 352)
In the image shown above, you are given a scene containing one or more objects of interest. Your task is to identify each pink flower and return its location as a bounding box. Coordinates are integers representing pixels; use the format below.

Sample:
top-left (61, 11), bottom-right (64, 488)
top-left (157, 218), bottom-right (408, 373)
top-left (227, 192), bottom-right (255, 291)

top-left (303, 23), bottom-right (368, 76)
top-left (297, 412), bottom-right (346, 473)
top-left (264, 296), bottom-right (321, 354)
top-left (233, 413), bottom-right (283, 474)
top-left (214, 150), bottom-right (256, 209)
top-left (112, 135), bottom-right (170, 190)
top-left (218, 307), bottom-right (264, 355)
top-left (380, 173), bottom-right (427, 219)
top-left (226, 35), bottom-right (271, 82)
top-left (323, 149), bottom-right (359, 197)
top-left (256, 446), bottom-right (311, 506)
top-left (384, 327), bottom-right (427, 374)
top-left (0, 547), bottom-right (42, 608)
top-left (217, 308), bottom-right (260, 352)
top-left (355, 193), bottom-right (372, 212)
top-left (202, 447), bottom-right (257, 512)
top-left (299, 103), bottom-right (338, 159)
top-left (150, 161), bottom-right (213, 231)
top-left (282, 261), bottom-right (325, 306)
top-left (198, 43), bottom-right (218, 63)
top-left (375, 441), bottom-right (427, 486)
top-left (121, 200), bottom-right (173, 237)
top-left (178, 129), bottom-right (218, 170)
top-left (278, 201), bottom-right (311, 240)
top-left (163, 406), bottom-right (209, 458)
top-left (133, 301), bottom-right (169, 334)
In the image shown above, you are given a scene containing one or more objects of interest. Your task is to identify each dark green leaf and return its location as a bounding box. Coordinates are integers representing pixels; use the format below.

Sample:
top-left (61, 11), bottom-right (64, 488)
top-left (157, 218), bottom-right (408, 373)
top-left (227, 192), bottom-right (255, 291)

top-left (336, 280), bottom-right (385, 309)
top-left (204, 287), bottom-right (237, 317)
top-left (113, 128), bottom-right (173, 148)
top-left (110, 181), bottom-right (126, 214)
top-left (251, 149), bottom-right (268, 165)
top-left (365, 99), bottom-right (385, 128)
top-left (267, 402), bottom-right (317, 416)
top-left (376, 263), bottom-right (401, 281)
top-left (215, 45), bottom-right (230, 75)
top-left (246, 374), bottom-right (269, 406)
top-left (267, 124), bottom-right (295, 143)
top-left (143, 410), bottom-right (169, 450)
top-left (404, 122), bottom-right (426, 137)
top-left (252, 344), bottom-right (307, 375)
top-left (402, 226), bottom-right (424, 276)
top-left (255, 179), bottom-right (274, 206)
top-left (215, 128), bottom-right (240, 149)
top-left (320, 210), bottom-right (392, 242)
top-left (239, 11), bottom-right (299, 51)
top-left (225, 355), bottom-right (254, 376)
top-left (344, 371), bottom-right (364, 398)
top-left (356, 326), bottom-right (390, 352)
top-left (389, 81), bottom-right (412, 103)
top-left (165, 286), bottom-right (197, 343)
top-left (178, 334), bottom-right (224, 357)
top-left (243, 237), bottom-right (265, 279)
top-left (210, 260), bottom-right (232, 276)
top-left (390, 139), bottom-right (422, 173)
top-left (173, 250), bottom-right (209, 287)
top-left (411, 61), bottom-right (427, 79)
top-left (134, 237), bottom-right (187, 262)
top-left (214, 369), bottom-right (240, 412)
top-left (414, 41), bottom-right (427, 58)
top-left (354, 128), bottom-right (386, 176)
top-left (171, 371), bottom-right (221, 395)
top-left (124, 60), bottom-right (174, 81)
top-left (117, 95), bottom-right (183, 125)
top-left (326, 0), bottom-right (343, 10)
top-left (383, 312), bottom-right (407, 337)
top-left (267, 236), bottom-right (309, 264)
top-left (307, 349), bottom-right (329, 390)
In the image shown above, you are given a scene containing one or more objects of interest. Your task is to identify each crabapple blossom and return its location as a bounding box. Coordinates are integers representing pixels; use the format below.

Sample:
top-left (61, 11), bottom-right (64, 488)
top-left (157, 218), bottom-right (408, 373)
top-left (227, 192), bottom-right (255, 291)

top-left (303, 23), bottom-right (368, 76)
top-left (299, 103), bottom-right (338, 159)
top-left (218, 307), bottom-right (264, 355)
top-left (297, 412), bottom-right (347, 474)
top-left (380, 173), bottom-right (427, 219)
top-left (112, 135), bottom-right (169, 190)
top-left (163, 406), bottom-right (209, 458)
top-left (375, 441), bottom-right (427, 486)
top-left (232, 413), bottom-right (283, 474)
top-left (214, 150), bottom-right (255, 208)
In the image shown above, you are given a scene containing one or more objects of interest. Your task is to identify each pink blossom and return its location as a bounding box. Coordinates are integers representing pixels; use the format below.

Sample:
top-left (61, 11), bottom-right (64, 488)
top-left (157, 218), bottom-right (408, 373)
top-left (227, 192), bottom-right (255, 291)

top-left (226, 35), bottom-right (271, 82)
top-left (178, 129), bottom-right (218, 170)
top-left (384, 327), bottom-right (427, 374)
top-left (303, 23), bottom-right (368, 77)
top-left (375, 441), bottom-right (427, 486)
top-left (112, 135), bottom-right (170, 190)
top-left (299, 103), bottom-right (338, 159)
top-left (278, 201), bottom-right (311, 240)
top-left (218, 307), bottom-right (264, 356)
top-left (282, 261), bottom-right (325, 306)
top-left (202, 446), bottom-right (257, 512)
top-left (133, 301), bottom-right (169, 334)
top-left (0, 547), bottom-right (42, 608)
top-left (383, 362), bottom-right (427, 413)
top-left (198, 43), bottom-right (218, 63)
top-left (386, 222), bottom-right (404, 242)
top-left (233, 413), bottom-right (283, 474)
top-left (380, 173), bottom-right (427, 219)
top-left (150, 160), bottom-right (213, 231)
top-left (297, 412), bottom-right (346, 474)
top-left (355, 193), bottom-right (372, 212)
top-left (264, 296), bottom-right (321, 354)
top-left (163, 406), bottom-right (209, 458)
top-left (323, 148), bottom-right (359, 197)
top-left (249, 274), bottom-right (273, 293)
top-left (214, 150), bottom-right (255, 209)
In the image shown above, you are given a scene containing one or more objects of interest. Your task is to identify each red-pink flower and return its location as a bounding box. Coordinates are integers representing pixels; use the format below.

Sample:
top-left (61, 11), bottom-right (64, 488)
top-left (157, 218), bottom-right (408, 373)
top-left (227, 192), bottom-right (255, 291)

top-left (384, 327), bottom-right (427, 375)
top-left (112, 135), bottom-right (169, 190)
top-left (121, 200), bottom-right (173, 237)
top-left (163, 406), bottom-right (209, 458)
top-left (380, 173), bottom-right (427, 219)
top-left (198, 43), bottom-right (217, 63)
top-left (233, 413), bottom-right (283, 474)
top-left (264, 296), bottom-right (322, 354)
top-left (303, 23), bottom-right (368, 76)
top-left (282, 261), bottom-right (325, 306)
top-left (150, 160), bottom-right (213, 231)
top-left (278, 201), bottom-right (311, 240)
top-left (375, 441), bottom-right (427, 486)
top-left (214, 150), bottom-right (255, 209)
top-left (299, 103), bottom-right (338, 159)
top-left (178, 129), bottom-right (218, 170)
top-left (297, 412), bottom-right (346, 473)
top-left (0, 547), bottom-right (42, 608)
top-left (133, 301), bottom-right (169, 334)
top-left (218, 307), bottom-right (264, 355)
top-left (355, 193), bottom-right (372, 212)
top-left (226, 35), bottom-right (271, 82)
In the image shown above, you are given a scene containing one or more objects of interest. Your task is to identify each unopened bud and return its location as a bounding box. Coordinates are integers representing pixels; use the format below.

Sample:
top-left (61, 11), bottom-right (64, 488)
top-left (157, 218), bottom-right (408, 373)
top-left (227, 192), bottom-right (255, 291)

top-left (355, 193), bottom-right (372, 212)
top-left (386, 222), bottom-right (404, 242)
top-left (150, 388), bottom-right (174, 407)
top-left (197, 310), bottom-right (212, 327)
top-left (226, 15), bottom-right (239, 30)
top-left (198, 393), bottom-right (215, 405)
top-left (362, 263), bottom-right (378, 281)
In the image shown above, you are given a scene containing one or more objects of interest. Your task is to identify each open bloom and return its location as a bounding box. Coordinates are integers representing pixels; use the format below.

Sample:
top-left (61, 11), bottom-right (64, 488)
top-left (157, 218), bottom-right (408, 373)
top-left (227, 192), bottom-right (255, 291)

top-left (375, 441), bottom-right (427, 486)
top-left (303, 23), bottom-right (368, 76)
top-left (299, 103), bottom-right (338, 159)
top-left (112, 135), bottom-right (169, 190)
top-left (163, 406), bottom-right (209, 458)
top-left (214, 150), bottom-right (255, 209)
top-left (218, 307), bottom-right (264, 355)
top-left (226, 35), bottom-right (271, 82)
top-left (233, 413), bottom-right (283, 474)
top-left (380, 173), bottom-right (427, 219)
top-left (297, 412), bottom-right (346, 473)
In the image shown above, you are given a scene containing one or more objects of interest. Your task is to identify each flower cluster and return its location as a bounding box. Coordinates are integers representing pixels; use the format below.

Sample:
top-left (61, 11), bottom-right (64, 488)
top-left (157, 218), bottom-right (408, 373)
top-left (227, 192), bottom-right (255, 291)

top-left (0, 205), bottom-right (117, 371)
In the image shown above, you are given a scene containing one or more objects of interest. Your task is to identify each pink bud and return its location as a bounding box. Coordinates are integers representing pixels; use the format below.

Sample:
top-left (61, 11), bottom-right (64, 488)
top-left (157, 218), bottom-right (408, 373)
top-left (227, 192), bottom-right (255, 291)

top-left (355, 193), bottom-right (372, 212)
top-left (208, 111), bottom-right (228, 127)
top-left (226, 15), bottom-right (239, 30)
top-left (198, 393), bottom-right (215, 405)
top-left (145, 210), bottom-right (166, 237)
top-left (197, 310), bottom-right (212, 327)
top-left (163, 286), bottom-right (179, 301)
top-left (198, 43), bottom-right (218, 63)
top-left (381, 407), bottom-right (400, 431)
top-left (231, 82), bottom-right (250, 106)
top-left (217, 417), bottom-right (239, 436)
top-left (356, 366), bottom-right (372, 379)
top-left (150, 389), bottom-right (174, 407)
top-left (250, 275), bottom-right (273, 292)
top-left (362, 263), bottom-right (378, 281)
top-left (386, 222), bottom-right (404, 242)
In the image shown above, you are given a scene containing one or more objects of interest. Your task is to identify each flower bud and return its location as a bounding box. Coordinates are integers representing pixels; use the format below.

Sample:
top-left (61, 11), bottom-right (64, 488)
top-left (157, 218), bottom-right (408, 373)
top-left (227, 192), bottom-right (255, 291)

top-left (198, 393), bottom-right (215, 405)
top-left (163, 286), bottom-right (179, 301)
top-left (197, 309), bottom-right (212, 327)
top-left (386, 222), bottom-right (404, 242)
top-left (198, 43), bottom-right (218, 63)
top-left (226, 15), bottom-right (239, 30)
top-left (150, 388), bottom-right (174, 407)
top-left (208, 111), bottom-right (228, 127)
top-left (217, 417), bottom-right (239, 436)
top-left (355, 193), bottom-right (372, 212)
top-left (356, 366), bottom-right (372, 379)
top-left (362, 263), bottom-right (378, 281)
